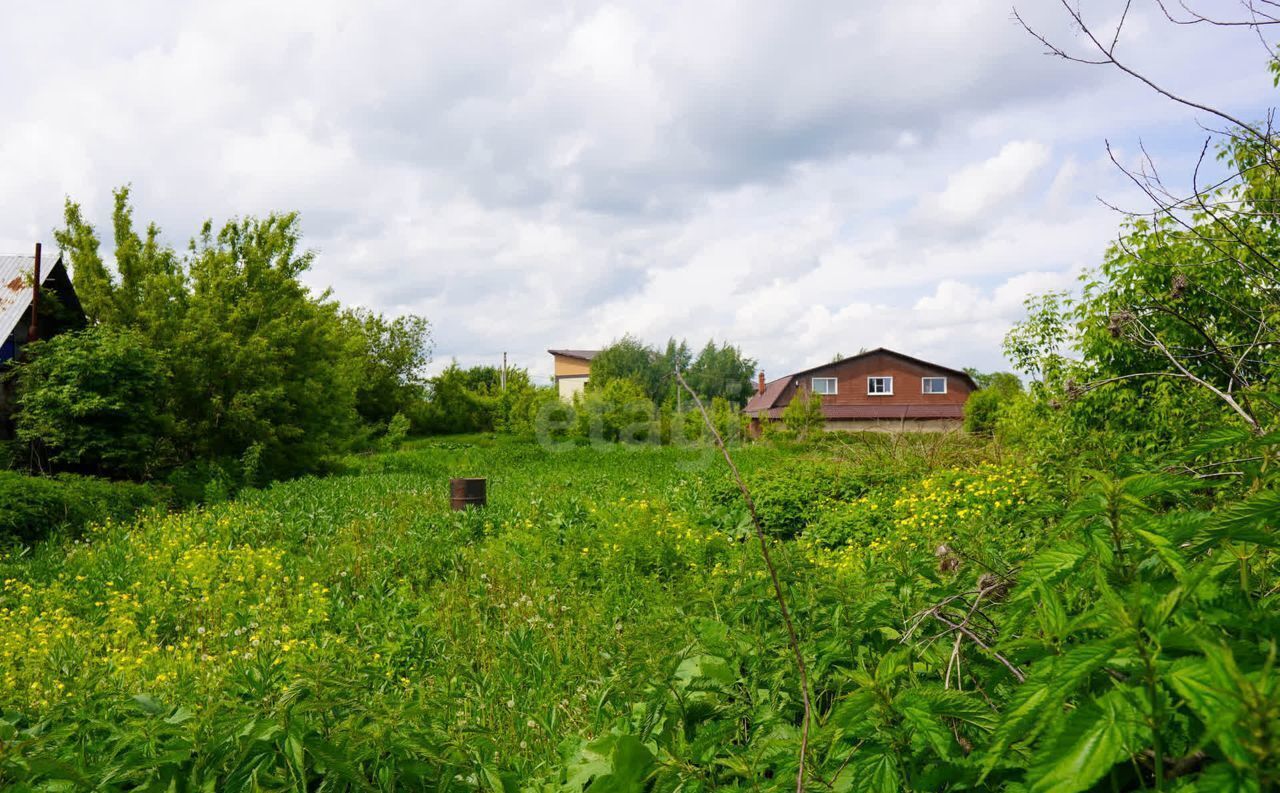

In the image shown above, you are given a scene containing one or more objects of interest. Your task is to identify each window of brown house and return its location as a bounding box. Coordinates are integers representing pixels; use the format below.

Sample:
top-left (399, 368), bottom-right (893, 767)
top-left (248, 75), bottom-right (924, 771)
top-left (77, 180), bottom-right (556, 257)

top-left (867, 376), bottom-right (893, 395)
top-left (922, 377), bottom-right (947, 394)
top-left (811, 377), bottom-right (837, 395)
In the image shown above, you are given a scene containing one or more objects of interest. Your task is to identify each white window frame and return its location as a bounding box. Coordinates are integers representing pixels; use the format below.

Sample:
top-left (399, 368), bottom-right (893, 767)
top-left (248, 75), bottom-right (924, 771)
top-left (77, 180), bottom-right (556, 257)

top-left (921, 376), bottom-right (948, 395)
top-left (867, 376), bottom-right (893, 395)
top-left (811, 377), bottom-right (837, 395)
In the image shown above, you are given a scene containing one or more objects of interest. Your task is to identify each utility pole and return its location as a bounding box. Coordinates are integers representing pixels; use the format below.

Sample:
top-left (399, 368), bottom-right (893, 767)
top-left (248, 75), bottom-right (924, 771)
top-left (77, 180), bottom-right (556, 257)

top-left (501, 352), bottom-right (507, 391)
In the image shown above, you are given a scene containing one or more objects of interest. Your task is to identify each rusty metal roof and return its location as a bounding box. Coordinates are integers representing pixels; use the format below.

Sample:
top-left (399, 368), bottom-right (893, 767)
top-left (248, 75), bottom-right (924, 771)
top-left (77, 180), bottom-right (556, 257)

top-left (0, 253), bottom-right (61, 342)
top-left (547, 348), bottom-right (600, 361)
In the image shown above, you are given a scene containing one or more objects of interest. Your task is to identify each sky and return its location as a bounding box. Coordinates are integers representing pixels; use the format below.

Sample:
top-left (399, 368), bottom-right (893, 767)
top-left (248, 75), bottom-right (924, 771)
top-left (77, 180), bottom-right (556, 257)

top-left (1, 0), bottom-right (1276, 383)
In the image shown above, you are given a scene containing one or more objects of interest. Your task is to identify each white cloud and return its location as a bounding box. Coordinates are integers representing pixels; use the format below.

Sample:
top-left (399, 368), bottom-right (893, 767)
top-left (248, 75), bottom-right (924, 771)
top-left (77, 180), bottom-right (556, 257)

top-left (922, 141), bottom-right (1052, 227)
top-left (0, 0), bottom-right (1273, 382)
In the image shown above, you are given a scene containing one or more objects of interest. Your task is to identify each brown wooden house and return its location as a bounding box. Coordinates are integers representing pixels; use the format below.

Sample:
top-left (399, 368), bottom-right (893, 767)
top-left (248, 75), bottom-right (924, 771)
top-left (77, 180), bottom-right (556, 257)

top-left (744, 348), bottom-right (977, 432)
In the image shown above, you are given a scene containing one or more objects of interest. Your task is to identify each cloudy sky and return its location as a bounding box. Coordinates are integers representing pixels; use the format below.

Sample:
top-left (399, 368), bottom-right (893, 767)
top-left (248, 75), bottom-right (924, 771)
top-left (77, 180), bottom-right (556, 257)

top-left (1, 1), bottom-right (1276, 382)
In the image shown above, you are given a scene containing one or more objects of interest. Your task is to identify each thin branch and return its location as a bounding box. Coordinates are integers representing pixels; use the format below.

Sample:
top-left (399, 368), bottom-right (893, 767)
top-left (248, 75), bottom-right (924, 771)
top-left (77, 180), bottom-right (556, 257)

top-left (673, 367), bottom-right (814, 793)
top-left (1015, 1), bottom-right (1279, 153)
top-left (1132, 318), bottom-right (1263, 432)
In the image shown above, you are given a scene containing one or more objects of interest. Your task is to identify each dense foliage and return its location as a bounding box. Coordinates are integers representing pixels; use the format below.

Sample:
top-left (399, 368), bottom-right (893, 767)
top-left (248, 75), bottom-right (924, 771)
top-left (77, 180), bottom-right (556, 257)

top-left (14, 326), bottom-right (169, 478)
top-left (5, 17), bottom-right (1280, 792)
top-left (5, 188), bottom-right (434, 495)
top-left (0, 471), bottom-right (163, 544)
top-left (0, 429), bottom-right (1273, 790)
top-left (588, 335), bottom-right (757, 407)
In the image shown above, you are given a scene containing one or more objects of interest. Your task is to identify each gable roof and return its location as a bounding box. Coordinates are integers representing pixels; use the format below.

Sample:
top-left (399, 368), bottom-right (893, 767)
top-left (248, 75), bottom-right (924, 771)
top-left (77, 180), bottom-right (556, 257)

top-left (547, 348), bottom-right (600, 362)
top-left (0, 254), bottom-right (66, 342)
top-left (744, 376), bottom-right (791, 413)
top-left (743, 348), bottom-right (978, 415)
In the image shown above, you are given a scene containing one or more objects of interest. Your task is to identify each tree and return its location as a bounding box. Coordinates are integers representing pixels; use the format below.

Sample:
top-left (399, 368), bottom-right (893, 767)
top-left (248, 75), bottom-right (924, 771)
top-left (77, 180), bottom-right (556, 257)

top-left (54, 186), bottom-right (187, 335)
top-left (13, 326), bottom-right (169, 479)
top-left (591, 335), bottom-right (757, 407)
top-left (345, 308), bottom-right (432, 427)
top-left (589, 335), bottom-right (666, 403)
top-left (575, 377), bottom-right (654, 443)
top-left (782, 386), bottom-right (824, 440)
top-left (1011, 2), bottom-right (1280, 442)
top-left (52, 191), bottom-right (365, 481)
top-left (685, 341), bottom-right (757, 406)
top-left (962, 370), bottom-right (1023, 435)
top-left (413, 363), bottom-right (496, 434)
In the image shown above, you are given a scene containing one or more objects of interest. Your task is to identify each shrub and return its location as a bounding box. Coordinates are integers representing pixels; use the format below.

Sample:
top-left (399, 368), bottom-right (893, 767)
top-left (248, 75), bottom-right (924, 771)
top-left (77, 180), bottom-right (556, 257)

top-left (963, 372), bottom-right (1023, 434)
top-left (574, 378), bottom-right (655, 443)
top-left (710, 459), bottom-right (869, 537)
top-left (13, 326), bottom-right (170, 478)
top-left (0, 471), bottom-right (163, 542)
top-left (782, 387), bottom-right (824, 439)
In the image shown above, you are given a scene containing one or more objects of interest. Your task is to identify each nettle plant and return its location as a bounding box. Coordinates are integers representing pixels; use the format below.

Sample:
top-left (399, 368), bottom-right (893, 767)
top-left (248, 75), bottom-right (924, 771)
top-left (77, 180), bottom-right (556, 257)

top-left (553, 459), bottom-right (1278, 792)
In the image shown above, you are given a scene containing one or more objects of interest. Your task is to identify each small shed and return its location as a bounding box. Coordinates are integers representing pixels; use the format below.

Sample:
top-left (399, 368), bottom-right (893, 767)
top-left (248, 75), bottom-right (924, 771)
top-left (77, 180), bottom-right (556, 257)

top-left (0, 249), bottom-right (84, 363)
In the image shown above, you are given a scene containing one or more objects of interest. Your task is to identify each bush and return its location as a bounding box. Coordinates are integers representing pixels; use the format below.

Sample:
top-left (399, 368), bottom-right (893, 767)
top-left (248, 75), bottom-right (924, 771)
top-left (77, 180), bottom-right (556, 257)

top-left (574, 378), bottom-right (655, 443)
top-left (710, 459), bottom-right (870, 537)
top-left (0, 471), bottom-right (163, 542)
top-left (781, 387), bottom-right (824, 439)
top-left (13, 326), bottom-right (170, 478)
top-left (963, 372), bottom-right (1022, 434)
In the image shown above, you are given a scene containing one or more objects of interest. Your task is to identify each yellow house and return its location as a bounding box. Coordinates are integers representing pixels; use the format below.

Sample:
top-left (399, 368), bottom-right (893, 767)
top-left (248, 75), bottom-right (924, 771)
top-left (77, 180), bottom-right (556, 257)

top-left (548, 349), bottom-right (599, 401)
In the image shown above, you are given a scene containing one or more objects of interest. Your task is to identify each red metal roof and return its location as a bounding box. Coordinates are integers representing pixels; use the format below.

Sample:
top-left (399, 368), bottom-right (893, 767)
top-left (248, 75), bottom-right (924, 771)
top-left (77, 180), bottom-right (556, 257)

top-left (744, 348), bottom-right (977, 417)
top-left (744, 376), bottom-right (791, 413)
top-left (754, 403), bottom-right (964, 421)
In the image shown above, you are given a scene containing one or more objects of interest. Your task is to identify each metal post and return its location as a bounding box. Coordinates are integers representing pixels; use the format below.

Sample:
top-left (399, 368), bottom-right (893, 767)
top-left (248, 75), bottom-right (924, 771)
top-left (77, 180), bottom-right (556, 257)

top-left (27, 243), bottom-right (40, 343)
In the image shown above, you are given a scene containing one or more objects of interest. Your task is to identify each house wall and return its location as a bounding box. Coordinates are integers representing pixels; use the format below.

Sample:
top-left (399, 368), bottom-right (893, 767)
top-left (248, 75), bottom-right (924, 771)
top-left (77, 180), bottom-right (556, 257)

top-left (777, 352), bottom-right (973, 408)
top-left (557, 375), bottom-right (588, 401)
top-left (553, 355), bottom-right (592, 378)
top-left (824, 418), bottom-right (963, 433)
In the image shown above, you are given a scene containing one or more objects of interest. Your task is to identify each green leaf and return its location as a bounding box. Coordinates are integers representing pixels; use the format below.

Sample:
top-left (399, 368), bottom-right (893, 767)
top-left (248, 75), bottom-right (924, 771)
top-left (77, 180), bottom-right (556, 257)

top-left (164, 706), bottom-right (195, 725)
top-left (896, 694), bottom-right (956, 759)
top-left (982, 640), bottom-right (1120, 775)
top-left (1165, 654), bottom-right (1250, 765)
top-left (1133, 527), bottom-right (1188, 580)
top-left (1194, 489), bottom-right (1280, 552)
top-left (1028, 689), bottom-right (1144, 793)
top-left (674, 653), bottom-right (736, 691)
top-left (131, 693), bottom-right (167, 716)
top-left (1181, 426), bottom-right (1255, 458)
top-left (1017, 544), bottom-right (1088, 594)
top-left (832, 746), bottom-right (900, 793)
top-left (829, 689), bottom-right (879, 734)
top-left (584, 735), bottom-right (654, 793)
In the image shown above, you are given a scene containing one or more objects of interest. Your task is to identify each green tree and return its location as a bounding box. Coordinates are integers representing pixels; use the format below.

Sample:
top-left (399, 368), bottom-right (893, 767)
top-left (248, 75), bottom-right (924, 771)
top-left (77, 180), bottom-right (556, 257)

top-left (54, 186), bottom-right (187, 334)
top-left (782, 386), bottom-right (824, 440)
top-left (344, 308), bottom-right (432, 427)
top-left (13, 326), bottom-right (169, 478)
top-left (962, 371), bottom-right (1023, 435)
top-left (589, 335), bottom-right (665, 403)
top-left (685, 341), bottom-right (757, 406)
top-left (575, 377), bottom-right (654, 443)
top-left (52, 191), bottom-right (364, 481)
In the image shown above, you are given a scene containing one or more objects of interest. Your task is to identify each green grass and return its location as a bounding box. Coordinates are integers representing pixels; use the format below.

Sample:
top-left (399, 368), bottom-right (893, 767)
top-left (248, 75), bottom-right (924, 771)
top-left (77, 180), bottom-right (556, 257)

top-left (5, 433), bottom-right (1271, 791)
top-left (0, 436), bottom-right (831, 787)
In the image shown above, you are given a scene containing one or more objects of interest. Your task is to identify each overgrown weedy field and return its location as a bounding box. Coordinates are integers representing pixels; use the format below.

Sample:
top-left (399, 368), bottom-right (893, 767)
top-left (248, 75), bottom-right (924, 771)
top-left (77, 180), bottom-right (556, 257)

top-left (1, 434), bottom-right (1277, 791)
